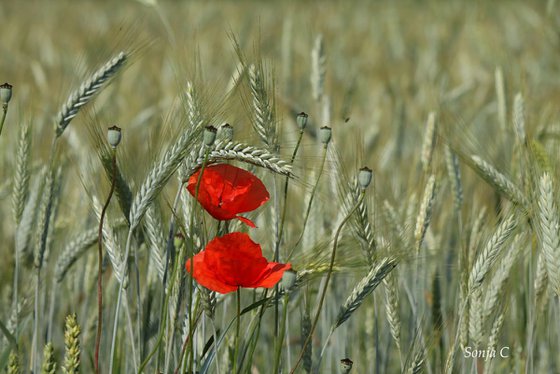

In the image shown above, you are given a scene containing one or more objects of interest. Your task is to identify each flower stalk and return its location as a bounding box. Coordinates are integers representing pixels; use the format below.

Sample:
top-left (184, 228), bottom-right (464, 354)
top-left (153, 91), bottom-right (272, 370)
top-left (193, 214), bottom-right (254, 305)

top-left (95, 127), bottom-right (120, 373)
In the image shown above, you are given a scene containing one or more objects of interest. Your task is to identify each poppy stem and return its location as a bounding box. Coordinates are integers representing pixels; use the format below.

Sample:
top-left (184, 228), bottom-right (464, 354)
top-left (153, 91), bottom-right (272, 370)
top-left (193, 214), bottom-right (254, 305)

top-left (273, 130), bottom-right (305, 337)
top-left (95, 147), bottom-right (117, 373)
top-left (188, 146), bottom-right (211, 374)
top-left (0, 103), bottom-right (8, 139)
top-left (233, 287), bottom-right (241, 374)
top-left (138, 238), bottom-right (183, 372)
top-left (273, 293), bottom-right (290, 373)
top-left (275, 129), bottom-right (305, 260)
top-left (286, 144), bottom-right (329, 261)
top-left (290, 191), bottom-right (365, 374)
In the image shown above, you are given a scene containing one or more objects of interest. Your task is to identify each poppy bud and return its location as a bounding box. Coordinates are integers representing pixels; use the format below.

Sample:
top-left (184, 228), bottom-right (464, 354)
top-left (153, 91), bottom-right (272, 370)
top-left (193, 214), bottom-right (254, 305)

top-left (279, 269), bottom-right (297, 291)
top-left (0, 83), bottom-right (12, 104)
top-left (340, 358), bottom-right (353, 373)
top-left (296, 112), bottom-right (308, 130)
top-left (107, 125), bottom-right (122, 148)
top-left (358, 167), bottom-right (373, 189)
top-left (174, 233), bottom-right (185, 249)
top-left (220, 123), bottom-right (234, 142)
top-left (204, 125), bottom-right (217, 146)
top-left (319, 126), bottom-right (332, 145)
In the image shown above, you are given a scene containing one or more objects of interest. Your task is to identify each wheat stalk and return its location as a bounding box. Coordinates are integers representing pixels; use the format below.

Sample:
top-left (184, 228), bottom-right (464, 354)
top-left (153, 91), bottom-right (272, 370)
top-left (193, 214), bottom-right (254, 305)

top-left (12, 120), bottom-right (31, 225)
top-left (56, 52), bottom-right (127, 137)
top-left (420, 112), bottom-right (437, 172)
top-left (513, 92), bottom-right (526, 144)
top-left (468, 288), bottom-right (483, 347)
top-left (414, 175), bottom-right (436, 252)
top-left (41, 342), bottom-right (57, 374)
top-left (482, 235), bottom-right (522, 321)
top-left (55, 228), bottom-right (97, 283)
top-left (444, 145), bottom-right (462, 212)
top-left (185, 141), bottom-right (292, 177)
top-left (470, 155), bottom-right (528, 209)
top-left (8, 351), bottom-right (20, 374)
top-left (144, 206), bottom-right (166, 282)
top-left (249, 64), bottom-right (275, 147)
top-left (129, 123), bottom-right (203, 229)
top-left (350, 180), bottom-right (376, 264)
top-left (334, 258), bottom-right (397, 330)
top-left (468, 214), bottom-right (517, 291)
top-left (384, 272), bottom-right (401, 353)
top-left (92, 198), bottom-right (126, 284)
top-left (537, 173), bottom-right (560, 296)
top-left (34, 168), bottom-right (57, 270)
top-left (311, 34), bottom-right (326, 102)
top-left (62, 313), bottom-right (81, 374)
top-left (495, 67), bottom-right (507, 131)
top-left (15, 169), bottom-right (46, 261)
top-left (534, 252), bottom-right (549, 308)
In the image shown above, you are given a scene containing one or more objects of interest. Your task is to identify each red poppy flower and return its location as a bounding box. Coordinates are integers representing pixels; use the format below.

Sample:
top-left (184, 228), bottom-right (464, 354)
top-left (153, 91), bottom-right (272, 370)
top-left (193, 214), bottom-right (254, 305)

top-left (187, 164), bottom-right (269, 228)
top-left (185, 232), bottom-right (291, 294)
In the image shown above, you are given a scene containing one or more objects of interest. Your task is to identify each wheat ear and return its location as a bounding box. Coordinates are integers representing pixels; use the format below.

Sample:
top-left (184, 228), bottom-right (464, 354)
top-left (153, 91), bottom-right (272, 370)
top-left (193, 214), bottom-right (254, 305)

top-left (468, 214), bottom-right (517, 291)
top-left (12, 120), bottom-right (31, 225)
top-left (414, 175), bottom-right (437, 252)
top-left (320, 258), bottom-right (397, 360)
top-left (537, 173), bottom-right (560, 296)
top-left (56, 52), bottom-right (127, 137)
top-left (41, 342), bottom-right (57, 374)
top-left (62, 313), bottom-right (81, 374)
top-left (129, 124), bottom-right (202, 229)
top-left (470, 155), bottom-right (528, 209)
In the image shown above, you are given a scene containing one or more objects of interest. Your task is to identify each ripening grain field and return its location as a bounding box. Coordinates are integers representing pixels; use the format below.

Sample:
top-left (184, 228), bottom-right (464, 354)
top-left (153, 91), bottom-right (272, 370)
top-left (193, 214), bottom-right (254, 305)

top-left (1, 1), bottom-right (560, 373)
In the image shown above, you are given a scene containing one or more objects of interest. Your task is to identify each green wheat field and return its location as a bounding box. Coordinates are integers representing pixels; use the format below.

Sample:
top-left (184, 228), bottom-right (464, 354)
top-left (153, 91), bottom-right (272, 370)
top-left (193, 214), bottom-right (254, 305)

top-left (1, 1), bottom-right (560, 373)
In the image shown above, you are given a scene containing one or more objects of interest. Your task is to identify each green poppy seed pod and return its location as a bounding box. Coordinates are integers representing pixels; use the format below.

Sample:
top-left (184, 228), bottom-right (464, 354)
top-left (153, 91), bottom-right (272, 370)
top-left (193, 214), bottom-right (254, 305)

top-left (0, 82), bottom-right (13, 104)
top-left (358, 167), bottom-right (373, 189)
top-left (296, 112), bottom-right (308, 130)
top-left (340, 358), bottom-right (353, 374)
top-left (220, 123), bottom-right (234, 142)
top-left (279, 269), bottom-right (297, 291)
top-left (174, 233), bottom-right (185, 249)
top-left (204, 125), bottom-right (217, 146)
top-left (107, 125), bottom-right (122, 148)
top-left (319, 126), bottom-right (332, 145)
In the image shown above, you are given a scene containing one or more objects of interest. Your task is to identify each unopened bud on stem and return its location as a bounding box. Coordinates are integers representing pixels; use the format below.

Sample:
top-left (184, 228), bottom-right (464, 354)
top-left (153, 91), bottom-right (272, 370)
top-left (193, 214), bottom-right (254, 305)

top-left (107, 125), bottom-right (122, 148)
top-left (296, 112), bottom-right (308, 130)
top-left (220, 123), bottom-right (234, 142)
top-left (0, 83), bottom-right (12, 105)
top-left (319, 126), bottom-right (332, 145)
top-left (204, 125), bottom-right (217, 146)
top-left (358, 167), bottom-right (373, 189)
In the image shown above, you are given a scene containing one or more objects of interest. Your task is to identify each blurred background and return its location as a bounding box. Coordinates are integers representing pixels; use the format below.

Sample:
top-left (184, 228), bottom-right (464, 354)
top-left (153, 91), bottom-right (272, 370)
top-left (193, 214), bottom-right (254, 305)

top-left (2, 1), bottom-right (560, 372)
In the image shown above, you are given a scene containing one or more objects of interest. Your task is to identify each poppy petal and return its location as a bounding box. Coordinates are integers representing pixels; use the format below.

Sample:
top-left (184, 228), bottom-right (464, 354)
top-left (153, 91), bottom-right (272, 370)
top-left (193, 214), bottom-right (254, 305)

top-left (185, 232), bottom-right (290, 293)
top-left (186, 254), bottom-right (238, 294)
top-left (186, 164), bottom-right (269, 225)
top-left (236, 216), bottom-right (257, 228)
top-left (250, 262), bottom-right (292, 288)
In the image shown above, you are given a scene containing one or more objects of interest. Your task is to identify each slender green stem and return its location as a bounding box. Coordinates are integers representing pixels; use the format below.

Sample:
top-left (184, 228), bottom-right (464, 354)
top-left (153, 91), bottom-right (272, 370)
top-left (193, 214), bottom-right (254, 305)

top-left (290, 191), bottom-right (364, 374)
top-left (139, 242), bottom-right (183, 372)
top-left (241, 289), bottom-right (269, 373)
top-left (273, 294), bottom-right (290, 373)
top-left (287, 144), bottom-right (328, 261)
top-left (109, 230), bottom-right (135, 374)
top-left (272, 130), bottom-right (304, 338)
top-left (275, 129), bottom-right (305, 260)
top-left (233, 287), bottom-right (241, 374)
top-left (95, 148), bottom-right (117, 373)
top-left (0, 104), bottom-right (7, 138)
top-left (188, 146), bottom-right (211, 373)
